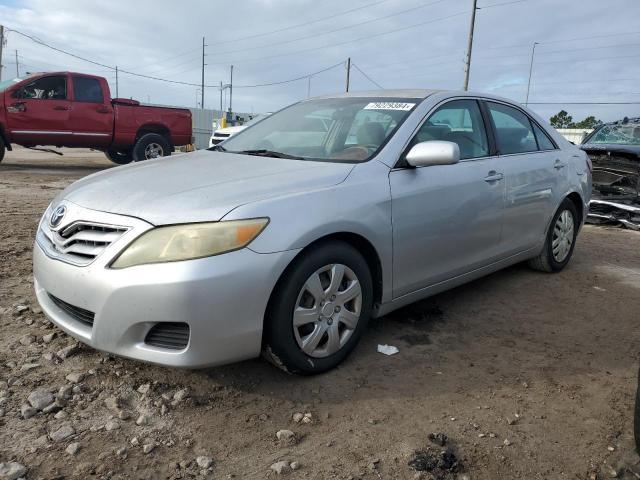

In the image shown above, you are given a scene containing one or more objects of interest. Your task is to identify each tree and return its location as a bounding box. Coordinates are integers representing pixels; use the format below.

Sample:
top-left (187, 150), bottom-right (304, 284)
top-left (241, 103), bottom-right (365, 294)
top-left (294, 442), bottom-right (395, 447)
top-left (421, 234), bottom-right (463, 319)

top-left (574, 116), bottom-right (602, 129)
top-left (549, 110), bottom-right (575, 129)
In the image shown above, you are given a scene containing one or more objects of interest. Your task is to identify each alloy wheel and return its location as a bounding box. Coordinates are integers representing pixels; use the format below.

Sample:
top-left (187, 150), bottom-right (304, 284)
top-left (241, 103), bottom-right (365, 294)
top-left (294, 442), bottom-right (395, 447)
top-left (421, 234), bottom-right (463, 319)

top-left (292, 264), bottom-right (362, 358)
top-left (144, 142), bottom-right (164, 159)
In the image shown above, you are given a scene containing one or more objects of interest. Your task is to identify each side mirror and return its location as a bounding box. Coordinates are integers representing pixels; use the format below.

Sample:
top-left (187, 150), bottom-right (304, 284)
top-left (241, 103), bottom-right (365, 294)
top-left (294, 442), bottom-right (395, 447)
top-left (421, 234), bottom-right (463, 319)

top-left (405, 140), bottom-right (460, 167)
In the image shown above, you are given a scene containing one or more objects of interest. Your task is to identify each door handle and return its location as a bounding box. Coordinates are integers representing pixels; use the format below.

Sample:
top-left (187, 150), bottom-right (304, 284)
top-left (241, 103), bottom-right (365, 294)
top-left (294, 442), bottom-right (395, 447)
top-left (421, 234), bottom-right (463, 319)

top-left (484, 171), bottom-right (504, 183)
top-left (96, 107), bottom-right (110, 114)
top-left (8, 102), bottom-right (26, 113)
top-left (53, 105), bottom-right (69, 111)
top-left (554, 159), bottom-right (567, 169)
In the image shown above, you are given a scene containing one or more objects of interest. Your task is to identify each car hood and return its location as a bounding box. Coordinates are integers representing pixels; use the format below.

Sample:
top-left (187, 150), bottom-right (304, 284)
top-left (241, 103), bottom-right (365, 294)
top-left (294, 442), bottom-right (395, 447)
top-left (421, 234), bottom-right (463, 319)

top-left (60, 150), bottom-right (355, 225)
top-left (580, 143), bottom-right (640, 157)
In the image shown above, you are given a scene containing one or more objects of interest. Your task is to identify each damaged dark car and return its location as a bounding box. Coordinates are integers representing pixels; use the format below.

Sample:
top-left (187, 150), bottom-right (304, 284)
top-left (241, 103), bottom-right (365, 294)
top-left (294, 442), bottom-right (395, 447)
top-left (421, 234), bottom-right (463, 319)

top-left (581, 117), bottom-right (640, 230)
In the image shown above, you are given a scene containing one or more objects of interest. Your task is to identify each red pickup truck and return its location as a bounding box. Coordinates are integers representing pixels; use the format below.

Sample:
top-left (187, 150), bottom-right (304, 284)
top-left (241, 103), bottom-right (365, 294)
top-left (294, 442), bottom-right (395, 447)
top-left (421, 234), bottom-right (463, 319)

top-left (0, 72), bottom-right (192, 164)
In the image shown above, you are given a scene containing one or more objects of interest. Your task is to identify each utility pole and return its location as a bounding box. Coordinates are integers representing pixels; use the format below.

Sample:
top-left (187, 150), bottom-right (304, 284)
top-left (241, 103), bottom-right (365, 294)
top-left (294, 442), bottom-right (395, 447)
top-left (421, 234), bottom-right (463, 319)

top-left (0, 25), bottom-right (5, 82)
top-left (525, 42), bottom-right (539, 107)
top-left (345, 57), bottom-right (351, 92)
top-left (201, 37), bottom-right (206, 110)
top-left (307, 75), bottom-right (312, 98)
top-left (15, 49), bottom-right (19, 77)
top-left (229, 65), bottom-right (233, 114)
top-left (219, 81), bottom-right (223, 115)
top-left (463, 0), bottom-right (478, 91)
top-left (115, 66), bottom-right (119, 97)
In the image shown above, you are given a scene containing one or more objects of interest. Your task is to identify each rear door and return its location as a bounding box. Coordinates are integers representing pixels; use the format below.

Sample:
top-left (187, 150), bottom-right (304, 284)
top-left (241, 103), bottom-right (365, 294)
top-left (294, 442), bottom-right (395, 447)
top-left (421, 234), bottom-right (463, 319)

top-left (68, 76), bottom-right (113, 147)
top-left (389, 98), bottom-right (505, 297)
top-left (483, 100), bottom-right (563, 255)
top-left (5, 74), bottom-right (72, 146)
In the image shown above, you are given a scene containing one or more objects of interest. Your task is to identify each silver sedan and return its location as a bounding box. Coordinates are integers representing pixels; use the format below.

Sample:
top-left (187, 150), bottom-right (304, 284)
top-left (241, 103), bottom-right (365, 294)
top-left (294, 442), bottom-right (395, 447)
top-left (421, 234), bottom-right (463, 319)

top-left (33, 90), bottom-right (591, 374)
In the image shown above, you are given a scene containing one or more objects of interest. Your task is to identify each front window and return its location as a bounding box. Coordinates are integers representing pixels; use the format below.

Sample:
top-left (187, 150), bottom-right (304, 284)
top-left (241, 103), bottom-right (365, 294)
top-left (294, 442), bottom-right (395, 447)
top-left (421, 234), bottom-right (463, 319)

top-left (219, 97), bottom-right (420, 162)
top-left (409, 99), bottom-right (489, 160)
top-left (584, 122), bottom-right (640, 146)
top-left (12, 75), bottom-right (67, 100)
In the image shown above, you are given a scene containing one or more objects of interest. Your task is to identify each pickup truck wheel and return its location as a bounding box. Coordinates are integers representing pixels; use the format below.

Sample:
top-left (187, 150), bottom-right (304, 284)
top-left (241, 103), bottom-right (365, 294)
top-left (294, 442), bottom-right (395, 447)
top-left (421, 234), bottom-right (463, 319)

top-left (105, 148), bottom-right (133, 165)
top-left (0, 137), bottom-right (5, 163)
top-left (133, 133), bottom-right (171, 161)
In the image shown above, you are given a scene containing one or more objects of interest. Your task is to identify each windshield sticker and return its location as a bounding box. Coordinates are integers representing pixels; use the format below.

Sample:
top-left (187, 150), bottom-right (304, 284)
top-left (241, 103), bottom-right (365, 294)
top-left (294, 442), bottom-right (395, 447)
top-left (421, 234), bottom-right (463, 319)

top-left (364, 102), bottom-right (415, 111)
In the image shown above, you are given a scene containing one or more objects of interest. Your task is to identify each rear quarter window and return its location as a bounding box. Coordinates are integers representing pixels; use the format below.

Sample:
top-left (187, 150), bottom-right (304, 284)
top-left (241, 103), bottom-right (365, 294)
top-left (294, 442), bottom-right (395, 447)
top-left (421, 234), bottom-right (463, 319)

top-left (73, 77), bottom-right (104, 103)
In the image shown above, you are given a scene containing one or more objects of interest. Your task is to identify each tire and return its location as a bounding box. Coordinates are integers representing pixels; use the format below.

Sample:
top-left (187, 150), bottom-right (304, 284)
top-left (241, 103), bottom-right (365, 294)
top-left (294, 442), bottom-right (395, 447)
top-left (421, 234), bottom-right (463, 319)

top-left (635, 366), bottom-right (640, 454)
top-left (528, 198), bottom-right (579, 273)
top-left (263, 241), bottom-right (373, 375)
top-left (0, 136), bottom-right (5, 163)
top-left (132, 133), bottom-right (171, 162)
top-left (105, 148), bottom-right (133, 165)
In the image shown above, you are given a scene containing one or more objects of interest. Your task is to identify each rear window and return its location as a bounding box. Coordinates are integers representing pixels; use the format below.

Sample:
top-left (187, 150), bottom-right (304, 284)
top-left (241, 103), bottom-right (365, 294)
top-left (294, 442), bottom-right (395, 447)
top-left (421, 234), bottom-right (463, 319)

top-left (73, 77), bottom-right (103, 103)
top-left (487, 102), bottom-right (538, 155)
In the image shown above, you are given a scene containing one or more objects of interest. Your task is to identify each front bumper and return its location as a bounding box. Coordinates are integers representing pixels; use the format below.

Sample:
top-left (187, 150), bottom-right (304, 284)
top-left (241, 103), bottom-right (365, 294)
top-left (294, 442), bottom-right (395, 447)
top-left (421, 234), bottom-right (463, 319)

top-left (33, 211), bottom-right (298, 368)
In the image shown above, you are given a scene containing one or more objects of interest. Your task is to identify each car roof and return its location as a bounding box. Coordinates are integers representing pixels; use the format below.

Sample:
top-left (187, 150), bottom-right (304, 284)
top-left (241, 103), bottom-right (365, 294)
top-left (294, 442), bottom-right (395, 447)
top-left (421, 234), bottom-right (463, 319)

top-left (312, 89), bottom-right (443, 100)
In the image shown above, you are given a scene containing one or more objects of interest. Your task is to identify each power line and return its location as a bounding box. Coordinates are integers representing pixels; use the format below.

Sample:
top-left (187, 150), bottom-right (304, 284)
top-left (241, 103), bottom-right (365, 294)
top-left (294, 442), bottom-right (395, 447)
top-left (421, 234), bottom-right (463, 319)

top-left (478, 0), bottom-right (527, 9)
top-left (482, 30), bottom-right (640, 51)
top-left (206, 0), bottom-right (392, 48)
top-left (528, 102), bottom-right (640, 105)
top-left (234, 61), bottom-right (345, 88)
top-left (6, 28), bottom-right (114, 70)
top-left (352, 63), bottom-right (384, 89)
top-left (206, 9), bottom-right (470, 65)
top-left (212, 0), bottom-right (448, 56)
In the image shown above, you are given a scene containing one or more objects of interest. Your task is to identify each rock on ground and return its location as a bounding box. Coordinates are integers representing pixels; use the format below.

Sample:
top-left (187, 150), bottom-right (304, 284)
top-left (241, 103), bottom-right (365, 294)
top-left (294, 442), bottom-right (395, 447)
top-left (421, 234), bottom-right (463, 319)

top-left (0, 462), bottom-right (27, 480)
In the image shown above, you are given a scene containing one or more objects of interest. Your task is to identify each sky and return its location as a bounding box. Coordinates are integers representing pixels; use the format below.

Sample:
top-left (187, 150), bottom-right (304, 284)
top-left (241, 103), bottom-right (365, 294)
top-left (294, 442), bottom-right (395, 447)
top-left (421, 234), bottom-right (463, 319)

top-left (1, 0), bottom-right (639, 123)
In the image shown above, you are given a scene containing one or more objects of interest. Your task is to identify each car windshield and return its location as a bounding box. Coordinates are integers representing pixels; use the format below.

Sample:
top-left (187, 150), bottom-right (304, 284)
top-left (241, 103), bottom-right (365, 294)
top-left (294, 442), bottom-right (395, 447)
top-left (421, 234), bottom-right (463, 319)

top-left (220, 97), bottom-right (420, 162)
top-left (584, 122), bottom-right (640, 146)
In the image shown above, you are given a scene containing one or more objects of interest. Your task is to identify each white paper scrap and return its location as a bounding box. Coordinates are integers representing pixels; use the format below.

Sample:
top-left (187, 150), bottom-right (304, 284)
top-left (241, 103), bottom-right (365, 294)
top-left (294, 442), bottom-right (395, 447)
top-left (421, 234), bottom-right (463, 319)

top-left (377, 344), bottom-right (399, 356)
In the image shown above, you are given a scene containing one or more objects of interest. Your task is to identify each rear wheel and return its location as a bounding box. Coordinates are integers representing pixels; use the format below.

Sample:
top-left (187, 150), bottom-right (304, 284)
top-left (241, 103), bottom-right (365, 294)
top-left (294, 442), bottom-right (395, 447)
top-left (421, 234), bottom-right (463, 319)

top-left (0, 137), bottom-right (6, 163)
top-left (528, 198), bottom-right (579, 272)
top-left (263, 241), bottom-right (373, 375)
top-left (132, 133), bottom-right (171, 161)
top-left (105, 148), bottom-right (133, 165)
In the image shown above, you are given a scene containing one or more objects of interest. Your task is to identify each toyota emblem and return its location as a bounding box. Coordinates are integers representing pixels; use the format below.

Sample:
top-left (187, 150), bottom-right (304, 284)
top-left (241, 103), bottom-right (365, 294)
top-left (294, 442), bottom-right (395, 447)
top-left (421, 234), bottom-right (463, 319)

top-left (50, 205), bottom-right (67, 228)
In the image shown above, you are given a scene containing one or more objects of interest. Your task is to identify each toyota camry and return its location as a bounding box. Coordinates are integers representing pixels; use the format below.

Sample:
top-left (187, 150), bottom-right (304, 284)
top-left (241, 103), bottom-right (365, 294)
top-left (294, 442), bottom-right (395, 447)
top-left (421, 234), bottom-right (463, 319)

top-left (33, 89), bottom-right (591, 374)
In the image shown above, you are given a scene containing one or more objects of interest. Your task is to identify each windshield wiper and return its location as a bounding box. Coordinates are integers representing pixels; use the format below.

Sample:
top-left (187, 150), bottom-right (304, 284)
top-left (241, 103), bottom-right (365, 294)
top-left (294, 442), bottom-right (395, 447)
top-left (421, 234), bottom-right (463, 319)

top-left (235, 149), bottom-right (304, 160)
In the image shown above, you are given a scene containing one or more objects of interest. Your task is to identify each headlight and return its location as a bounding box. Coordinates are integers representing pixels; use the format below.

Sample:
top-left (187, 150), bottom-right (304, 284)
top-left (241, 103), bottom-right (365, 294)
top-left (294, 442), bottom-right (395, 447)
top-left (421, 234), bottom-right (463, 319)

top-left (110, 218), bottom-right (269, 269)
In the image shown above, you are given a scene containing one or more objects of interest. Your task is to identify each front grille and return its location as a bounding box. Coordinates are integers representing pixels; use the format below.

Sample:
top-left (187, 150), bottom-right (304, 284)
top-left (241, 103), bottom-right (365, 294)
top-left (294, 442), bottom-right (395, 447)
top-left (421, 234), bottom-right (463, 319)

top-left (214, 132), bottom-right (231, 138)
top-left (48, 294), bottom-right (95, 327)
top-left (145, 323), bottom-right (190, 350)
top-left (39, 221), bottom-right (128, 266)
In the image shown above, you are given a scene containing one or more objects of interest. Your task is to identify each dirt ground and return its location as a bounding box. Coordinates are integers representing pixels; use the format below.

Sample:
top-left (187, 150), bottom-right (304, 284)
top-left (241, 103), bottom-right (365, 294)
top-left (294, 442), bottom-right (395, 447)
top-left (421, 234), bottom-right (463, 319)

top-left (1, 146), bottom-right (639, 480)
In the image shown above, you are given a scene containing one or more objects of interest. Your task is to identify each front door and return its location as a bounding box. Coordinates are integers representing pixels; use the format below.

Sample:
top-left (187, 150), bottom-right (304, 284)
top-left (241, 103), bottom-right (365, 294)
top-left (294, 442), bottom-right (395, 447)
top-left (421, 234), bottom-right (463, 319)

top-left (68, 75), bottom-right (113, 148)
top-left (390, 99), bottom-right (505, 298)
top-left (6, 74), bottom-right (72, 146)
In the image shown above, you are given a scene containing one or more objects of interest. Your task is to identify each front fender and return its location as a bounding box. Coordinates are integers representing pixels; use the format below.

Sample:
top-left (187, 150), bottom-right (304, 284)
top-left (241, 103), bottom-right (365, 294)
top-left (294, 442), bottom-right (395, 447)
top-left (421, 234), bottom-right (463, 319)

top-left (222, 161), bottom-right (394, 303)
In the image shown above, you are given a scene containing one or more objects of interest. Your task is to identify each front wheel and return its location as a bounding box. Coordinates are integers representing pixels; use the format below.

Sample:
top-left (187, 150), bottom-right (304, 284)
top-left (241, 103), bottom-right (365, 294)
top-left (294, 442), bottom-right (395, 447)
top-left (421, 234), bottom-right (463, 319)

top-left (528, 198), bottom-right (579, 272)
top-left (132, 133), bottom-right (171, 161)
top-left (263, 241), bottom-right (373, 375)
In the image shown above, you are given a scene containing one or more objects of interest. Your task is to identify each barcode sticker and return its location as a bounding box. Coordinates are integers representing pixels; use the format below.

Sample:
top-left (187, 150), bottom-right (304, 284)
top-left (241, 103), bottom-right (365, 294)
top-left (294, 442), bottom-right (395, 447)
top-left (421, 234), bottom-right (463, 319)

top-left (364, 102), bottom-right (415, 111)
